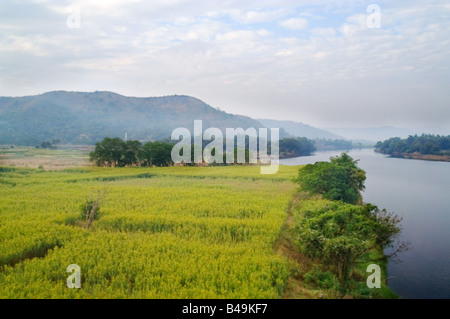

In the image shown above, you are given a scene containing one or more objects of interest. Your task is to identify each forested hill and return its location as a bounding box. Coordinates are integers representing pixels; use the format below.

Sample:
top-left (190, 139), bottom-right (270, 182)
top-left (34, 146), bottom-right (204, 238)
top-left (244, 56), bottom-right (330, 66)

top-left (0, 91), bottom-right (263, 145)
top-left (375, 134), bottom-right (450, 161)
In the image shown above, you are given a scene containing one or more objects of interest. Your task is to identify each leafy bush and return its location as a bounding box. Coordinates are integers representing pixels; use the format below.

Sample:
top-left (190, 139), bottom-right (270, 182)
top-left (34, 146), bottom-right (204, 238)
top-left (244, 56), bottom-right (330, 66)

top-left (293, 153), bottom-right (366, 204)
top-left (80, 199), bottom-right (100, 221)
top-left (294, 202), bottom-right (402, 284)
top-left (304, 267), bottom-right (340, 290)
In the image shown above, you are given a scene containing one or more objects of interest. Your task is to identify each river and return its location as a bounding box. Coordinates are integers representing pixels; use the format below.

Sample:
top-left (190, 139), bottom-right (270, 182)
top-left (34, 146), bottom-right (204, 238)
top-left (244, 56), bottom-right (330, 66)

top-left (280, 148), bottom-right (450, 299)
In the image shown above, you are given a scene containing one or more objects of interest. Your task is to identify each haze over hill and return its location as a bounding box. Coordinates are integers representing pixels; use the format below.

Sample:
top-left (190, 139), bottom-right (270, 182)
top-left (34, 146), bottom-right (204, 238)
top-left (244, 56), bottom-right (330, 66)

top-left (257, 119), bottom-right (343, 140)
top-left (0, 91), bottom-right (263, 145)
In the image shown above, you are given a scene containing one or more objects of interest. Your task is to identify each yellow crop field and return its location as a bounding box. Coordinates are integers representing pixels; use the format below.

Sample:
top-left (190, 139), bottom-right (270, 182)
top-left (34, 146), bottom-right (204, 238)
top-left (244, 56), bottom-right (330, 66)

top-left (0, 165), bottom-right (301, 299)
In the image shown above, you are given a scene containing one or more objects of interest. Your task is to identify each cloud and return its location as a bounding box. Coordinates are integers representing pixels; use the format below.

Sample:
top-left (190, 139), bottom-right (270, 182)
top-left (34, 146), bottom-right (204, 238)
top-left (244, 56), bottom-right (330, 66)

top-left (279, 18), bottom-right (308, 30)
top-left (310, 28), bottom-right (336, 37)
top-left (229, 8), bottom-right (288, 24)
top-left (0, 0), bottom-right (449, 129)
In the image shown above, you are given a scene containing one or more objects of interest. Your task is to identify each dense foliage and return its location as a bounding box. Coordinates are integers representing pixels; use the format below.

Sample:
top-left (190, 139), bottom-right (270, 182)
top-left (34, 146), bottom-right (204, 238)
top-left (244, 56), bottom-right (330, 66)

top-left (293, 153), bottom-right (366, 204)
top-left (375, 134), bottom-right (450, 156)
top-left (293, 201), bottom-right (402, 283)
top-left (91, 136), bottom-right (311, 167)
top-left (90, 137), bottom-right (173, 167)
top-left (314, 139), bottom-right (354, 151)
top-left (279, 137), bottom-right (316, 157)
top-left (36, 139), bottom-right (61, 150)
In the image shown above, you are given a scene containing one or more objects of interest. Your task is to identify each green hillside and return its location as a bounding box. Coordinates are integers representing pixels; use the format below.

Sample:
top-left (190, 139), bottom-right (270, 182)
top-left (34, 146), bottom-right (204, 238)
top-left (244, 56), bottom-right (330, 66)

top-left (0, 91), bottom-right (263, 145)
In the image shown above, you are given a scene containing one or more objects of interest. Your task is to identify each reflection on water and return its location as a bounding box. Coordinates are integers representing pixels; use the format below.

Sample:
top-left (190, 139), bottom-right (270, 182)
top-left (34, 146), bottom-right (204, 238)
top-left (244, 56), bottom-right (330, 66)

top-left (280, 148), bottom-right (450, 299)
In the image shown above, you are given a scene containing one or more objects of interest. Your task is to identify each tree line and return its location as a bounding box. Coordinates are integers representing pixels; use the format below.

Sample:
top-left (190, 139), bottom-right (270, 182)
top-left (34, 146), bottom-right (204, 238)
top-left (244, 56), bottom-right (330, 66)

top-left (89, 137), bottom-right (173, 167)
top-left (90, 136), bottom-right (320, 167)
top-left (314, 139), bottom-right (354, 151)
top-left (279, 137), bottom-right (316, 158)
top-left (375, 134), bottom-right (450, 156)
top-left (35, 139), bottom-right (61, 150)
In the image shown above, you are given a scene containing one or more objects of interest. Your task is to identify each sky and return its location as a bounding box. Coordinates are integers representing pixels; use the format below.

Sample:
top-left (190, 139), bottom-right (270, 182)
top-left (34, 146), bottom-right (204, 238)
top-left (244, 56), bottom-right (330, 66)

top-left (0, 0), bottom-right (449, 129)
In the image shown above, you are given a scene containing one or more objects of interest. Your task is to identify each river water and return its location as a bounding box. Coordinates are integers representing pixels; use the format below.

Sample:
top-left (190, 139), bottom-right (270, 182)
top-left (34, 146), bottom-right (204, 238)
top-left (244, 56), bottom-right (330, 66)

top-left (280, 148), bottom-right (450, 299)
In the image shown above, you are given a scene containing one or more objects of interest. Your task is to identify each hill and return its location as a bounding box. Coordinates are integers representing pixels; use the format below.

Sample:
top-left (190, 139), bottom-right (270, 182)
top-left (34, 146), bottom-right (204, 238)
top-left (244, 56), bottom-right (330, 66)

top-left (0, 91), bottom-right (263, 145)
top-left (257, 119), bottom-right (343, 140)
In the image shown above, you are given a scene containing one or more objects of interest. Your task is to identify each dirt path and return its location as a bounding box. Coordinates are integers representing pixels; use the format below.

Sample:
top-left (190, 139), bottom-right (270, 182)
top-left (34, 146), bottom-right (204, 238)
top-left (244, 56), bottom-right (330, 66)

top-left (274, 193), bottom-right (320, 299)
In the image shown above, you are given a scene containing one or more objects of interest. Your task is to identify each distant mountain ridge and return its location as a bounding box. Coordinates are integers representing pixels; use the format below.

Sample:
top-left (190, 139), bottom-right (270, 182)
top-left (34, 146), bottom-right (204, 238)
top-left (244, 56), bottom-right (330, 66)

top-left (257, 119), bottom-right (343, 140)
top-left (0, 91), bottom-right (263, 145)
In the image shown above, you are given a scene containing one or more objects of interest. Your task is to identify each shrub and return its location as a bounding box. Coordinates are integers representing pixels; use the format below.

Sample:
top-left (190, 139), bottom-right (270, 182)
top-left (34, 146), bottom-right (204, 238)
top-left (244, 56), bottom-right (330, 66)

top-left (304, 267), bottom-right (340, 290)
top-left (293, 153), bottom-right (366, 204)
top-left (294, 202), bottom-right (402, 284)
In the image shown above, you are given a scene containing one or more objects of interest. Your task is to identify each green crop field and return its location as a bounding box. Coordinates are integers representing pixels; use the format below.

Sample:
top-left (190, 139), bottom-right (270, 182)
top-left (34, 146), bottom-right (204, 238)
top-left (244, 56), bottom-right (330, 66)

top-left (0, 165), bottom-right (301, 299)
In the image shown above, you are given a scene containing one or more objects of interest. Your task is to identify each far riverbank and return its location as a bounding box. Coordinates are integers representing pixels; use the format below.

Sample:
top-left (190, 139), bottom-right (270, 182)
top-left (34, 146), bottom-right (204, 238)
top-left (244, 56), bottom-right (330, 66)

top-left (374, 150), bottom-right (450, 162)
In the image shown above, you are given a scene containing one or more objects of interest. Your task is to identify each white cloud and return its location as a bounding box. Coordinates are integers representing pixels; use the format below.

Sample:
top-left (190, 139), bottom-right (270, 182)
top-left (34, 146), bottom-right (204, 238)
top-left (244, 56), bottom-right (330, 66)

top-left (1, 1), bottom-right (449, 128)
top-left (279, 18), bottom-right (308, 30)
top-left (229, 8), bottom-right (288, 24)
top-left (310, 27), bottom-right (336, 37)
top-left (275, 49), bottom-right (293, 56)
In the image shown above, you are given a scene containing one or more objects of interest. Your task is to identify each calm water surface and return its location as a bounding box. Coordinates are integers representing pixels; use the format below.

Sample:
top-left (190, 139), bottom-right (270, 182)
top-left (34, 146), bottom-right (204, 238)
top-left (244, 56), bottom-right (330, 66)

top-left (280, 148), bottom-right (450, 299)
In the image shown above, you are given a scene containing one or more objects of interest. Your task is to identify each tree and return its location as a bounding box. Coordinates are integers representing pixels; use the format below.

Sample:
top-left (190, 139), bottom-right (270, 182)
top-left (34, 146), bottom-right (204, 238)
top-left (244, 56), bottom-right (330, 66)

top-left (294, 202), bottom-right (403, 284)
top-left (122, 140), bottom-right (142, 166)
top-left (138, 141), bottom-right (173, 167)
top-left (138, 142), bottom-right (154, 167)
top-left (37, 141), bottom-right (56, 149)
top-left (90, 137), bottom-right (125, 166)
top-left (81, 188), bottom-right (107, 230)
top-left (294, 153), bottom-right (366, 204)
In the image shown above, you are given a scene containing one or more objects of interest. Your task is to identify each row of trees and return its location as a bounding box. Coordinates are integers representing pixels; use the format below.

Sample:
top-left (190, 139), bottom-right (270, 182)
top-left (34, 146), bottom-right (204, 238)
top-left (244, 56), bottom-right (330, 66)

top-left (35, 139), bottom-right (61, 149)
top-left (89, 138), bottom-right (173, 167)
top-left (90, 136), bottom-right (320, 167)
top-left (375, 134), bottom-right (450, 156)
top-left (279, 137), bottom-right (316, 158)
top-left (293, 153), bottom-right (405, 290)
top-left (314, 139), bottom-right (354, 151)
top-left (279, 138), bottom-right (369, 158)
top-left (89, 137), bottom-right (257, 167)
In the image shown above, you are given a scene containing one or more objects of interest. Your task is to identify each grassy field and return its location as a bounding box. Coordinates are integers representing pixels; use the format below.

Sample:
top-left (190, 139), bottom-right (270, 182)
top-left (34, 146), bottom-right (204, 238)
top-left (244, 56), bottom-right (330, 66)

top-left (0, 146), bottom-right (92, 170)
top-left (0, 162), bottom-right (303, 298)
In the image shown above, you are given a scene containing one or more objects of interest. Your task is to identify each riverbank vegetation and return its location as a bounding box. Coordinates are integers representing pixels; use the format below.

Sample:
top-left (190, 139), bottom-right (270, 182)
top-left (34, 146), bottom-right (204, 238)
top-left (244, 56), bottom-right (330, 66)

top-left (289, 153), bottom-right (404, 297)
top-left (293, 153), bottom-right (366, 205)
top-left (375, 134), bottom-right (450, 161)
top-left (279, 137), bottom-right (316, 158)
